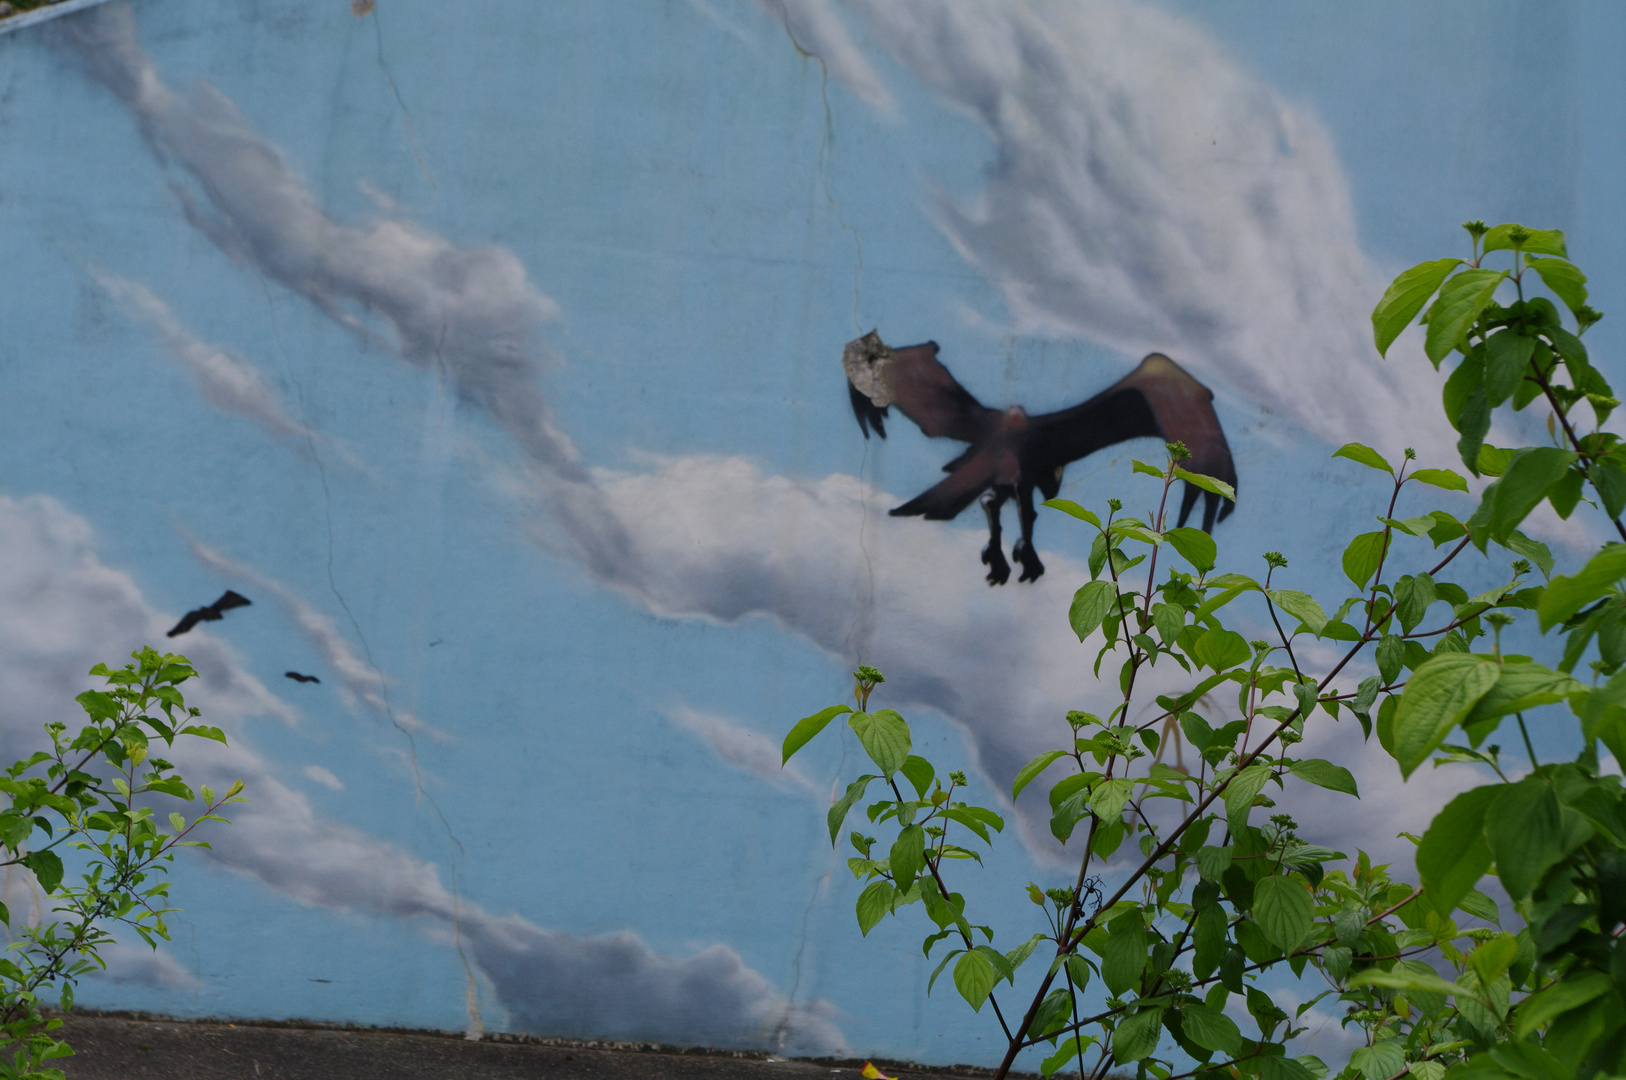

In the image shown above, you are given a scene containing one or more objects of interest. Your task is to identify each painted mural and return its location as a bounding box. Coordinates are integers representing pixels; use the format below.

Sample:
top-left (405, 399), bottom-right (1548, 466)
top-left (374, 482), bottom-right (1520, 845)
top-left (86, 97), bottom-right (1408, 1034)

top-left (0, 0), bottom-right (1622, 1067)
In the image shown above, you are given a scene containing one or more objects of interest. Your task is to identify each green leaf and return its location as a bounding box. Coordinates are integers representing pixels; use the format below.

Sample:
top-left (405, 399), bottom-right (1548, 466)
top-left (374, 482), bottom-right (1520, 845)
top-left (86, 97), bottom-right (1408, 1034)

top-left (1289, 758), bottom-right (1359, 797)
top-left (1333, 443), bottom-right (1393, 474)
top-left (178, 724), bottom-right (227, 744)
top-left (1112, 1008), bottom-right (1163, 1064)
top-left (1179, 1002), bottom-right (1241, 1055)
top-left (1482, 330), bottom-right (1537, 407)
top-left (1349, 1040), bottom-right (1405, 1080)
top-left (1260, 1059), bottom-right (1317, 1080)
top-left (1012, 751), bottom-right (1069, 802)
top-left (1252, 874), bottom-right (1314, 950)
top-left (1043, 499), bottom-right (1100, 527)
top-left (20, 850), bottom-right (63, 894)
top-left (1197, 845), bottom-right (1232, 881)
top-left (890, 825), bottom-right (926, 891)
top-left (1409, 468), bottom-right (1468, 492)
top-left (1462, 663), bottom-right (1585, 729)
top-left (899, 755), bottom-right (935, 799)
top-left (1070, 580), bottom-right (1117, 642)
top-left (1483, 223), bottom-right (1568, 257)
top-left (1342, 531), bottom-right (1388, 588)
top-left (1485, 777), bottom-right (1564, 899)
top-left (1595, 454), bottom-right (1626, 520)
top-left (1101, 913), bottom-right (1147, 995)
top-left (828, 775), bottom-right (879, 844)
top-left (1376, 633), bottom-right (1403, 685)
top-left (849, 710), bottom-right (910, 777)
top-left (1040, 1036), bottom-right (1096, 1078)
top-left (1485, 447), bottom-right (1579, 542)
top-left (1513, 971), bottom-right (1613, 1040)
top-left (1425, 268), bottom-right (1508, 365)
top-left (855, 880), bottom-right (895, 936)
top-left (1132, 459), bottom-right (1165, 478)
top-left (783, 705), bottom-right (851, 764)
top-left (1526, 257), bottom-right (1588, 316)
top-left (1456, 388), bottom-right (1492, 473)
top-left (1165, 527), bottom-right (1217, 572)
top-left (1417, 786), bottom-right (1497, 915)
top-left (1005, 932), bottom-right (1046, 976)
top-left (1539, 544), bottom-right (1626, 630)
top-left (953, 949), bottom-right (998, 1011)
top-left (1372, 258), bottom-right (1461, 356)
top-left (1193, 628), bottom-right (1251, 671)
top-left (1348, 965), bottom-right (1465, 1001)
top-left (1391, 653), bottom-right (1501, 777)
top-left (1267, 590), bottom-right (1327, 635)
top-left (74, 689), bottom-right (121, 723)
top-left (1469, 933), bottom-right (1519, 986)
top-left (1152, 602), bottom-right (1184, 645)
top-left (1501, 529), bottom-right (1554, 579)
top-left (1192, 903), bottom-right (1227, 980)
top-left (1222, 764), bottom-right (1271, 830)
top-left (1173, 467), bottom-right (1235, 502)
top-left (1090, 777), bottom-right (1133, 825)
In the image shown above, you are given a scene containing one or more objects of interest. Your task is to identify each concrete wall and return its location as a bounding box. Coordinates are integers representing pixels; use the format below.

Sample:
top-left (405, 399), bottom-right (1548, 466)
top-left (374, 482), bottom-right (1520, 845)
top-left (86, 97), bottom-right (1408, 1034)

top-left (1, 0), bottom-right (1622, 1065)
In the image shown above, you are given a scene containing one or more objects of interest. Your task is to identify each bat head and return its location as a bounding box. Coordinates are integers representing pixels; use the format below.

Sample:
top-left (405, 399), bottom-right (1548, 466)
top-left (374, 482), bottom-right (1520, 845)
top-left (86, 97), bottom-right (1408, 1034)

top-left (842, 331), bottom-right (895, 408)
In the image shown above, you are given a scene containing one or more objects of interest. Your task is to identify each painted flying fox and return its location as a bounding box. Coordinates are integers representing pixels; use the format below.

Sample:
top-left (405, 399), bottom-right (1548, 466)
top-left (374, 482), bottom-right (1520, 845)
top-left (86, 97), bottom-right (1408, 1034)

top-left (843, 332), bottom-right (1237, 584)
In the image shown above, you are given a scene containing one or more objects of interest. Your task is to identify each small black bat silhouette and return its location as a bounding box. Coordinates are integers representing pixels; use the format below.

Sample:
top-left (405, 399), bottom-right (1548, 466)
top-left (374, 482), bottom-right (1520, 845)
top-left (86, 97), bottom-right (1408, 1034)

top-left (843, 333), bottom-right (1237, 585)
top-left (284, 671), bottom-right (321, 684)
top-left (166, 590), bottom-right (252, 637)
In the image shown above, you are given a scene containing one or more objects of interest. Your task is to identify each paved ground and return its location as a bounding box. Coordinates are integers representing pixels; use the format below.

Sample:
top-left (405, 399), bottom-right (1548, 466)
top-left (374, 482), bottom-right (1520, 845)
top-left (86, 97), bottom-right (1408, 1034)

top-left (54, 1014), bottom-right (1011, 1080)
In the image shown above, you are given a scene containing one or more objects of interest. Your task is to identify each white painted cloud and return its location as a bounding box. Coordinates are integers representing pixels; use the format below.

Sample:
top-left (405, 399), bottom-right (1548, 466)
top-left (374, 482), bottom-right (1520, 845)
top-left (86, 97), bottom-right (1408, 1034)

top-left (750, 0), bottom-right (1453, 463)
top-left (751, 0), bottom-right (895, 114)
top-left (669, 704), bottom-right (819, 794)
top-left (0, 492), bottom-right (844, 1052)
top-left (59, 4), bottom-right (583, 482)
top-left (577, 456), bottom-right (1480, 870)
top-left (302, 764), bottom-right (345, 791)
top-left (91, 270), bottom-right (312, 441)
top-left (180, 534), bottom-right (449, 743)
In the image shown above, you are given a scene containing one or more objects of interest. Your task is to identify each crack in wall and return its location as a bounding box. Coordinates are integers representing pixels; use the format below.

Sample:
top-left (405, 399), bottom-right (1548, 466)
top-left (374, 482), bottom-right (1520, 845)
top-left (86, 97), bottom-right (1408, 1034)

top-left (770, 7), bottom-right (881, 1031)
top-left (367, 4), bottom-right (437, 196)
top-left (258, 280), bottom-right (483, 1037)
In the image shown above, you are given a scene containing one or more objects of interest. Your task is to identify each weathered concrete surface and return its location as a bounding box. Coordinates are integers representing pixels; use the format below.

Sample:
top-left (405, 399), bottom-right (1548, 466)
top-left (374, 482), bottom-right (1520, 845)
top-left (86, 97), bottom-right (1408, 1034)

top-left (55, 1014), bottom-right (1011, 1080)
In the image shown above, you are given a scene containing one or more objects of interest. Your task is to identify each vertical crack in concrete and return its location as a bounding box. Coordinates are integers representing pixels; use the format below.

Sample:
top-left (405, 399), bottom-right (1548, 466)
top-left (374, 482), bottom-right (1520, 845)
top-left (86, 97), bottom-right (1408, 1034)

top-left (368, 5), bottom-right (437, 195)
top-left (258, 280), bottom-right (482, 1036)
top-left (771, 4), bottom-right (878, 665)
top-left (770, 11), bottom-right (880, 1030)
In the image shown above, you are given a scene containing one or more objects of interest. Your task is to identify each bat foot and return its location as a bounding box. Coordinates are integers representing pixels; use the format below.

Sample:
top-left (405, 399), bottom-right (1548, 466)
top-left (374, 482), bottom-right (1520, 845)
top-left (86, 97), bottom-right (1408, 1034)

top-left (981, 544), bottom-right (1011, 586)
top-left (1013, 539), bottom-right (1045, 583)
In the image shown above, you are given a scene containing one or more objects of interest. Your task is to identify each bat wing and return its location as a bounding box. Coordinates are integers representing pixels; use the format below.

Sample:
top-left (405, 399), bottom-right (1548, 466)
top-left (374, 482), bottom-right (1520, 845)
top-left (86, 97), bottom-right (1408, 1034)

top-left (843, 334), bottom-right (995, 444)
top-left (1027, 353), bottom-right (1236, 530)
top-left (213, 590), bottom-right (252, 613)
top-left (166, 610), bottom-right (203, 638)
top-left (285, 671), bottom-right (320, 684)
top-left (890, 443), bottom-right (1007, 521)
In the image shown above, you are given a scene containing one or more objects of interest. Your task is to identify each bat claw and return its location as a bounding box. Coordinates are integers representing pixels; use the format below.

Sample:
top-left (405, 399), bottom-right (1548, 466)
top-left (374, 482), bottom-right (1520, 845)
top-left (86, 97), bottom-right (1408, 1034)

top-left (981, 544), bottom-right (1011, 586)
top-left (1013, 539), bottom-right (1045, 583)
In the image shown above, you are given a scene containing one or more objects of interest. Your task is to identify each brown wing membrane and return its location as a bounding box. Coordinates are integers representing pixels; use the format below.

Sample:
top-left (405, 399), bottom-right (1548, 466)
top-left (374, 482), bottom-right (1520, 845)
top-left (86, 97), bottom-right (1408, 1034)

top-left (884, 343), bottom-right (995, 443)
top-left (891, 443), bottom-right (1007, 520)
top-left (845, 334), bottom-right (996, 445)
top-left (1025, 353), bottom-right (1236, 530)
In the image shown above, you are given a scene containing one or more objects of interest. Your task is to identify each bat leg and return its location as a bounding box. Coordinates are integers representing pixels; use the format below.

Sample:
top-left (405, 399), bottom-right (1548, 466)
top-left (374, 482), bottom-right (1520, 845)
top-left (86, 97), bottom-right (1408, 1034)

top-left (1013, 484), bottom-right (1045, 583)
top-left (980, 489), bottom-right (1011, 586)
top-left (1176, 482), bottom-right (1203, 529)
